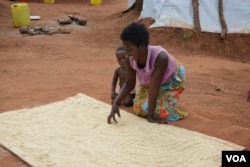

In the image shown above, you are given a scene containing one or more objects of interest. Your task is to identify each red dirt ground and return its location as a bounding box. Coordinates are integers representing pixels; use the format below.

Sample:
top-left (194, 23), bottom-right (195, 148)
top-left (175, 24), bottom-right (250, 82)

top-left (0, 0), bottom-right (250, 166)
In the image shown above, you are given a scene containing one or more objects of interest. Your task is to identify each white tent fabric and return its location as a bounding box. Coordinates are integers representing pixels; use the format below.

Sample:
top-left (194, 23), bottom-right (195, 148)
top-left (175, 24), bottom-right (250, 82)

top-left (128, 0), bottom-right (250, 33)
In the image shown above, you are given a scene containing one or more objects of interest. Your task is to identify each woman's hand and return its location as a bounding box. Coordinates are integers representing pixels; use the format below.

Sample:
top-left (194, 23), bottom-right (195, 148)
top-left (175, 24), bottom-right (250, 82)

top-left (107, 104), bottom-right (121, 124)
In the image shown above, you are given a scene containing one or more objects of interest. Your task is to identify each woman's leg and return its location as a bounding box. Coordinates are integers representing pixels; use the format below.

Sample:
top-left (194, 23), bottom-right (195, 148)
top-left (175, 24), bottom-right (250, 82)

top-left (133, 85), bottom-right (148, 117)
top-left (154, 90), bottom-right (187, 121)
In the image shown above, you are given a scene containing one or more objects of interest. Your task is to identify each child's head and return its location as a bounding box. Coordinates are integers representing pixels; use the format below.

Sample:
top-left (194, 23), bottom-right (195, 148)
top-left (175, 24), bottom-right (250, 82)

top-left (115, 46), bottom-right (127, 67)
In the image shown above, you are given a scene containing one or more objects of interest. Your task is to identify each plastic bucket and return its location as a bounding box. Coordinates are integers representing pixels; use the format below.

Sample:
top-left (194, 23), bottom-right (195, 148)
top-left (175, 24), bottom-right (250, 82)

top-left (90, 0), bottom-right (102, 6)
top-left (43, 0), bottom-right (55, 4)
top-left (11, 3), bottom-right (30, 28)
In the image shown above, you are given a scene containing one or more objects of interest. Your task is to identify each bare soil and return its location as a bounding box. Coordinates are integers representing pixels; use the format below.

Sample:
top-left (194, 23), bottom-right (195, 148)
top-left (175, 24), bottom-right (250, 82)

top-left (0, 0), bottom-right (250, 166)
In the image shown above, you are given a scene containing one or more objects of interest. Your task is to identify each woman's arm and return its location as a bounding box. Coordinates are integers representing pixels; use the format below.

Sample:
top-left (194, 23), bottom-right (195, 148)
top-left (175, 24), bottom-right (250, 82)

top-left (111, 69), bottom-right (119, 94)
top-left (108, 57), bottom-right (136, 124)
top-left (147, 52), bottom-right (168, 123)
top-left (111, 69), bottom-right (119, 101)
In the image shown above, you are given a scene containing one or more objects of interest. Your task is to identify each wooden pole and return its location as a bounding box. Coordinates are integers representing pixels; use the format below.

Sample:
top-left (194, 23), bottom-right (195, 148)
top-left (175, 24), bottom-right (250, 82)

top-left (219, 0), bottom-right (228, 39)
top-left (192, 0), bottom-right (201, 32)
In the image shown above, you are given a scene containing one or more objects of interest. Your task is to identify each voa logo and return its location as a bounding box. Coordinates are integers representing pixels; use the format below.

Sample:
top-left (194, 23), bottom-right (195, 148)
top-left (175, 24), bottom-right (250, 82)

top-left (226, 154), bottom-right (247, 163)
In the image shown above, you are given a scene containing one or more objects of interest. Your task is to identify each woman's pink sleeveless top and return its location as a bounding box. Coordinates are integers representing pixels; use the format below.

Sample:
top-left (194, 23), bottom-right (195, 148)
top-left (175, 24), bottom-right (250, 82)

top-left (129, 45), bottom-right (177, 86)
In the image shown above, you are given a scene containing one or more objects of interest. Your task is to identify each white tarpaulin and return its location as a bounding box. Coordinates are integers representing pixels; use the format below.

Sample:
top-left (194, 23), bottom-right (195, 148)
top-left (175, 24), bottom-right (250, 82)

top-left (128, 0), bottom-right (250, 33)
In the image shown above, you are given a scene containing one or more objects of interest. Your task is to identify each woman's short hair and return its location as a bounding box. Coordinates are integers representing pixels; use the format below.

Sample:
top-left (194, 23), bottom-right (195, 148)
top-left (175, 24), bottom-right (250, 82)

top-left (120, 22), bottom-right (149, 47)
